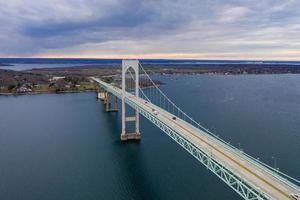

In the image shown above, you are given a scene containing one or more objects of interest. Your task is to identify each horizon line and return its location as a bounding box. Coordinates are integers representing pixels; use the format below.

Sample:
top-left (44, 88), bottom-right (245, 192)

top-left (0, 57), bottom-right (300, 62)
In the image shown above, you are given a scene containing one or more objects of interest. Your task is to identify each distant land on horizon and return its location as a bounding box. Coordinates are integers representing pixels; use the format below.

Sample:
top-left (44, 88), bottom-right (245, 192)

top-left (1, 58), bottom-right (300, 71)
top-left (1, 57), bottom-right (300, 96)
top-left (1, 58), bottom-right (300, 64)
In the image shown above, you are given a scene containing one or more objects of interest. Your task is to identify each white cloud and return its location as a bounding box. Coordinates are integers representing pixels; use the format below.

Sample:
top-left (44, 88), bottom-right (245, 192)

top-left (218, 6), bottom-right (250, 23)
top-left (0, 0), bottom-right (299, 60)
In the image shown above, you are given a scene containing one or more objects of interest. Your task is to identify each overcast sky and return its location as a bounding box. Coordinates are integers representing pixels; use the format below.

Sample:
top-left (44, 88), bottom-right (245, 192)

top-left (0, 0), bottom-right (300, 60)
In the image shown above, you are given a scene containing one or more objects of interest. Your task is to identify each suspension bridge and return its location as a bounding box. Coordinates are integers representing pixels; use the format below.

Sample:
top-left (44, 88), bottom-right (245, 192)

top-left (91, 60), bottom-right (300, 200)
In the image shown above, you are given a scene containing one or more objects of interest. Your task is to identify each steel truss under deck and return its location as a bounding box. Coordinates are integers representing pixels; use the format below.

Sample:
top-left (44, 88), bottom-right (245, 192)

top-left (125, 97), bottom-right (270, 200)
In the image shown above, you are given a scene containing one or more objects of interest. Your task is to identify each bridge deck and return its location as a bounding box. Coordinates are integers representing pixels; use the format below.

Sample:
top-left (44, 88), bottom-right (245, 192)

top-left (92, 77), bottom-right (299, 200)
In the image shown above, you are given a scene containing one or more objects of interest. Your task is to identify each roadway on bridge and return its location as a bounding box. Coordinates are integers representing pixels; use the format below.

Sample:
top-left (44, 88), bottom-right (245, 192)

top-left (92, 77), bottom-right (299, 200)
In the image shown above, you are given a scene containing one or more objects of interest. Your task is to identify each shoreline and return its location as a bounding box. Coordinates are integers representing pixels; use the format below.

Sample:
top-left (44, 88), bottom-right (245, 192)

top-left (0, 84), bottom-right (164, 96)
top-left (2, 65), bottom-right (300, 97)
top-left (1, 72), bottom-right (300, 96)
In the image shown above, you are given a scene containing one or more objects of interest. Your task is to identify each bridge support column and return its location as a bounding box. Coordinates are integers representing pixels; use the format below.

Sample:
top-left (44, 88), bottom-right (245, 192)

top-left (121, 60), bottom-right (141, 141)
top-left (104, 91), bottom-right (118, 112)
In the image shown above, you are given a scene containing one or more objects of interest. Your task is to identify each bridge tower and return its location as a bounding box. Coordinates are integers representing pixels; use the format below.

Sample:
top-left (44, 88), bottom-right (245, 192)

top-left (121, 60), bottom-right (141, 141)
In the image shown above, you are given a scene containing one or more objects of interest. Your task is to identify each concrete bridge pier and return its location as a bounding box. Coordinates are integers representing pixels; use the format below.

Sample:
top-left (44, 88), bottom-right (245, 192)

top-left (121, 60), bottom-right (141, 141)
top-left (103, 91), bottom-right (118, 112)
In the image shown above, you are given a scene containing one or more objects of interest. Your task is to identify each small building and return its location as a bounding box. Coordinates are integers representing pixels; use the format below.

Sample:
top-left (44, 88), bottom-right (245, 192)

top-left (49, 76), bottom-right (65, 82)
top-left (17, 86), bottom-right (32, 93)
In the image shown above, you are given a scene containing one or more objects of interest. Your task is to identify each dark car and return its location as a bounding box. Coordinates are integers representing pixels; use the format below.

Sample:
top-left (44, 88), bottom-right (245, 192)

top-left (291, 194), bottom-right (300, 200)
top-left (172, 116), bottom-right (176, 120)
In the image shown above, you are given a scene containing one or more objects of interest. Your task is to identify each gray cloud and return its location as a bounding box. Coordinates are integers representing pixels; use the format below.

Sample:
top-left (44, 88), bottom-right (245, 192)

top-left (0, 0), bottom-right (300, 59)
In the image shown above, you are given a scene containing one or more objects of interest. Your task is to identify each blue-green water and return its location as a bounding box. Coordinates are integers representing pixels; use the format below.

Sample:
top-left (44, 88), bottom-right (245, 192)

top-left (0, 75), bottom-right (299, 199)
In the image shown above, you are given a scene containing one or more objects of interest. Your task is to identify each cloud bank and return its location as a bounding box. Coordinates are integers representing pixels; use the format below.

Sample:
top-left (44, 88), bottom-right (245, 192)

top-left (0, 0), bottom-right (300, 60)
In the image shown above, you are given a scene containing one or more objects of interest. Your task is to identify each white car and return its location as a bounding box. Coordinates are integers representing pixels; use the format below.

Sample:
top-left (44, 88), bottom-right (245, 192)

top-left (153, 110), bottom-right (158, 115)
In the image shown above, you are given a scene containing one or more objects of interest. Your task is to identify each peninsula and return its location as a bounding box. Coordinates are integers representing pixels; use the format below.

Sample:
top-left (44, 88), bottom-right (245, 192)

top-left (1, 63), bottom-right (300, 95)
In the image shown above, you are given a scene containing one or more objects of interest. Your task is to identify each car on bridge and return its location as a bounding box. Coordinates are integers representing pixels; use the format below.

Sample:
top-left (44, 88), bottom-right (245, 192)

top-left (291, 193), bottom-right (300, 200)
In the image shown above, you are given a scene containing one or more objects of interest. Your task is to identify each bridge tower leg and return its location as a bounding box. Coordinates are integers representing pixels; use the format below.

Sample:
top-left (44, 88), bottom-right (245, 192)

top-left (121, 60), bottom-right (141, 141)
